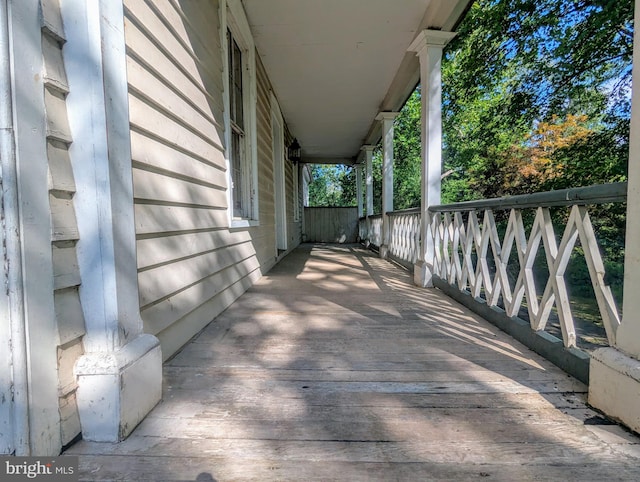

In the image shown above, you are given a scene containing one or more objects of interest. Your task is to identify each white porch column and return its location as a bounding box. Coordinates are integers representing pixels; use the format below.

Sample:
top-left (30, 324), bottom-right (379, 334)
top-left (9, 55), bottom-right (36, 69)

top-left (356, 164), bottom-right (364, 219)
top-left (63, 0), bottom-right (162, 442)
top-left (362, 145), bottom-right (375, 217)
top-left (376, 113), bottom-right (399, 258)
top-left (408, 30), bottom-right (456, 287)
top-left (588, 0), bottom-right (640, 432)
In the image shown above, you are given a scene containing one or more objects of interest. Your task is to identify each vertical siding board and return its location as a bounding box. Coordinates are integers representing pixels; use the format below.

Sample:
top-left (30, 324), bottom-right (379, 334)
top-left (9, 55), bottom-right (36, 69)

top-left (304, 207), bottom-right (359, 243)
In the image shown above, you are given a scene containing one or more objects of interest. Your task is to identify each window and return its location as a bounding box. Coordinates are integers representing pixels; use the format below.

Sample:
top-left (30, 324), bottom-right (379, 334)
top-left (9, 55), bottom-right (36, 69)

top-left (228, 29), bottom-right (247, 218)
top-left (223, 0), bottom-right (257, 226)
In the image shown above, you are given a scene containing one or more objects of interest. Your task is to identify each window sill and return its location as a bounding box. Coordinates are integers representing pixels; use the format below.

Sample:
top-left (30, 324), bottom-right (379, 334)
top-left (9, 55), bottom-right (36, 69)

top-left (230, 218), bottom-right (259, 229)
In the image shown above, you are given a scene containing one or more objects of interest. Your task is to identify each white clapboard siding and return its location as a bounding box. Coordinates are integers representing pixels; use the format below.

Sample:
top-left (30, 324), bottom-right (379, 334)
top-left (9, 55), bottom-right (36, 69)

top-left (123, 17), bottom-right (223, 117)
top-left (128, 94), bottom-right (224, 160)
top-left (126, 0), bottom-right (300, 360)
top-left (138, 241), bottom-right (257, 308)
top-left (136, 230), bottom-right (254, 271)
top-left (130, 132), bottom-right (227, 188)
top-left (43, 0), bottom-right (86, 448)
top-left (166, 0), bottom-right (223, 54)
top-left (52, 245), bottom-right (81, 291)
top-left (133, 168), bottom-right (227, 209)
top-left (124, 1), bottom-right (224, 101)
top-left (54, 287), bottom-right (86, 346)
top-left (150, 267), bottom-right (262, 360)
top-left (145, 0), bottom-right (223, 73)
top-left (48, 140), bottom-right (76, 193)
top-left (50, 196), bottom-right (79, 242)
top-left (255, 59), bottom-right (276, 233)
top-left (126, 56), bottom-right (223, 143)
top-left (142, 255), bottom-right (262, 336)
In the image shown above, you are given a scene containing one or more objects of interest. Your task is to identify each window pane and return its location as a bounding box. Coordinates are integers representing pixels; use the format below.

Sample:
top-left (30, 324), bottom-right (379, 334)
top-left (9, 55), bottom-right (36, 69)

top-left (231, 130), bottom-right (244, 218)
top-left (228, 30), bottom-right (244, 129)
top-left (232, 40), bottom-right (243, 128)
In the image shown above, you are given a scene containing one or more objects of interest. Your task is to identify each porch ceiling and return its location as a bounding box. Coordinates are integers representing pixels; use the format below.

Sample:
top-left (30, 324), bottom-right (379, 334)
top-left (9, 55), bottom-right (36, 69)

top-left (242, 0), bottom-right (472, 164)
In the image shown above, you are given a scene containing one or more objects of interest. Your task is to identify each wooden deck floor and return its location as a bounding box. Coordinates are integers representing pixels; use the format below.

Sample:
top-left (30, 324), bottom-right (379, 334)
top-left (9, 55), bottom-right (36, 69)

top-left (66, 244), bottom-right (640, 481)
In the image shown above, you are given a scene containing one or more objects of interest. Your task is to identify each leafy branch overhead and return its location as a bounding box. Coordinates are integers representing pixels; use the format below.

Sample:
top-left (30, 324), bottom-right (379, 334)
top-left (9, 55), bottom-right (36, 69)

top-left (442, 0), bottom-right (632, 202)
top-left (309, 0), bottom-right (632, 212)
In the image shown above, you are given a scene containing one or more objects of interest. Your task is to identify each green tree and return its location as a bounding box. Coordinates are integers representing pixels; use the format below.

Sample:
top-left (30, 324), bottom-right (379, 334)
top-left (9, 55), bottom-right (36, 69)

top-left (393, 89), bottom-right (422, 210)
top-left (308, 164), bottom-right (356, 207)
top-left (441, 0), bottom-right (632, 201)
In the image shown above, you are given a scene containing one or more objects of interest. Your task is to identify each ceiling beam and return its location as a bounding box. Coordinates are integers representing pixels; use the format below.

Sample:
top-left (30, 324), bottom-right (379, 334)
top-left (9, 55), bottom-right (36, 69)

top-left (300, 157), bottom-right (357, 166)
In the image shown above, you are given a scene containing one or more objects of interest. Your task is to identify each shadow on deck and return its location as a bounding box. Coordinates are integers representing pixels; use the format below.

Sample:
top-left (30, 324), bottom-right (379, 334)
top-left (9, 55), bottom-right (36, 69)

top-left (66, 244), bottom-right (640, 481)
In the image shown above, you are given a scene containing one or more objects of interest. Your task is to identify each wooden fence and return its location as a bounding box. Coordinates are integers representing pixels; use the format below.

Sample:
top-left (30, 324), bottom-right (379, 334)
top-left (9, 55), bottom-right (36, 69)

top-left (304, 207), bottom-right (359, 243)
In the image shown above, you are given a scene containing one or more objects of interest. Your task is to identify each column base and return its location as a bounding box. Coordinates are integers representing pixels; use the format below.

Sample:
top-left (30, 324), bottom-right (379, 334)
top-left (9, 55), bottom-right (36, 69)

top-left (74, 334), bottom-right (162, 442)
top-left (589, 347), bottom-right (640, 433)
top-left (413, 260), bottom-right (434, 287)
top-left (379, 245), bottom-right (389, 259)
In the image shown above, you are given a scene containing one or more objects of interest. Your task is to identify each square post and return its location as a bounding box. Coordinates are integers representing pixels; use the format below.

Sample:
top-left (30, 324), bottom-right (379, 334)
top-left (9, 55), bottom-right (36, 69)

top-left (63, 0), bottom-right (162, 442)
top-left (376, 112), bottom-right (399, 258)
top-left (362, 145), bottom-right (375, 217)
top-left (408, 30), bottom-right (456, 286)
top-left (588, 0), bottom-right (640, 433)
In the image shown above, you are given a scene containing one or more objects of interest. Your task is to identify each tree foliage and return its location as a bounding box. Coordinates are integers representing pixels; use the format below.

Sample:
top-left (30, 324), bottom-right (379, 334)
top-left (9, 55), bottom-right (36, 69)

top-left (308, 164), bottom-right (356, 207)
top-left (441, 0), bottom-right (632, 202)
top-left (308, 0), bottom-right (633, 220)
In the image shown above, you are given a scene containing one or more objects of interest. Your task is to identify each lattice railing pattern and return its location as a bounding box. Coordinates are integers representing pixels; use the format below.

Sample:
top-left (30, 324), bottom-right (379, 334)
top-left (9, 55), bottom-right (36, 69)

top-left (388, 209), bottom-right (421, 265)
top-left (428, 202), bottom-right (622, 348)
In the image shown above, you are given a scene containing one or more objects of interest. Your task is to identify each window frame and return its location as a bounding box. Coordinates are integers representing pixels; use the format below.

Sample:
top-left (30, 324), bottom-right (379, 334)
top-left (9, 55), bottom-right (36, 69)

top-left (221, 0), bottom-right (258, 227)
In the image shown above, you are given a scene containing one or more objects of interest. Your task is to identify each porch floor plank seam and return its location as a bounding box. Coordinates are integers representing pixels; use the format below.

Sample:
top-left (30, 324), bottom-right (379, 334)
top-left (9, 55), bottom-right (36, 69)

top-left (65, 244), bottom-right (640, 481)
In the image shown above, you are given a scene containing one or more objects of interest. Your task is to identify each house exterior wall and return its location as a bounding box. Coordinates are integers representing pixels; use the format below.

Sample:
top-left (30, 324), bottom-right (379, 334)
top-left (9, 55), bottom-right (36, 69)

top-left (41, 0), bottom-right (86, 449)
top-left (123, 0), bottom-right (301, 360)
top-left (0, 0), bottom-right (301, 455)
top-left (0, 0), bottom-right (79, 455)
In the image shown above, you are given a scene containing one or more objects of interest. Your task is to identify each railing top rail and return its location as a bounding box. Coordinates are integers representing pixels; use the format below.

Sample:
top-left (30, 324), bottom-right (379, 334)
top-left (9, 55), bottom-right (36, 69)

top-left (305, 206), bottom-right (359, 209)
top-left (367, 213), bottom-right (383, 219)
top-left (386, 207), bottom-right (422, 216)
top-left (429, 182), bottom-right (627, 213)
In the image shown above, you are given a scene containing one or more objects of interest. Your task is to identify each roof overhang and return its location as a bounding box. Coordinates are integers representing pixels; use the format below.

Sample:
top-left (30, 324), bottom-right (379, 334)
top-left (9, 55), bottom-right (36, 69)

top-left (242, 0), bottom-right (472, 164)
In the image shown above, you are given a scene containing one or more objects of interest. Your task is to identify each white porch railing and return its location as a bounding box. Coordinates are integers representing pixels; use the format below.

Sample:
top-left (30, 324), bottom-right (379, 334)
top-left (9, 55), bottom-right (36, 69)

top-left (427, 183), bottom-right (625, 349)
top-left (388, 208), bottom-right (421, 266)
top-left (361, 214), bottom-right (383, 248)
top-left (358, 217), bottom-right (368, 243)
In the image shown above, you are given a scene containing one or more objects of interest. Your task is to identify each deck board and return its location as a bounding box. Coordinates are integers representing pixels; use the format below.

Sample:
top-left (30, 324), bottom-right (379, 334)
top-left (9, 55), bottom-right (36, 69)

top-left (64, 244), bottom-right (640, 481)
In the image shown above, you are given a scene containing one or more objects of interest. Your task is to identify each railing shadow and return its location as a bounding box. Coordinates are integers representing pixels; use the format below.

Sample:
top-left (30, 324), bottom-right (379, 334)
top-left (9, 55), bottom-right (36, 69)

top-left (67, 243), bottom-right (640, 480)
